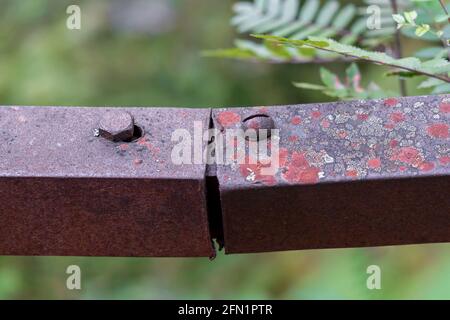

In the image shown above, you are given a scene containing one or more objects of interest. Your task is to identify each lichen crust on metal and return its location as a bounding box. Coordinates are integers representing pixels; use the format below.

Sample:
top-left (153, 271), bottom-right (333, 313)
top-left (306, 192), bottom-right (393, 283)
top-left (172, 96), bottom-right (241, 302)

top-left (0, 95), bottom-right (449, 257)
top-left (213, 95), bottom-right (450, 254)
top-left (0, 106), bottom-right (214, 257)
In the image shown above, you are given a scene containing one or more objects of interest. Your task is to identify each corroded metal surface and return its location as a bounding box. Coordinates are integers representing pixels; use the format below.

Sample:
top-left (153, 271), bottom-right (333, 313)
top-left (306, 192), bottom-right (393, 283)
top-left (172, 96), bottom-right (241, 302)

top-left (0, 106), bottom-right (214, 257)
top-left (0, 95), bottom-right (449, 257)
top-left (213, 95), bottom-right (450, 254)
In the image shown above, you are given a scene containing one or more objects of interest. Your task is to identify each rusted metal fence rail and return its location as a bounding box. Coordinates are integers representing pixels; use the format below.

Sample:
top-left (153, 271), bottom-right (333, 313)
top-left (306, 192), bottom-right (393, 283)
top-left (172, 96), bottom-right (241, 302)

top-left (0, 94), bottom-right (449, 257)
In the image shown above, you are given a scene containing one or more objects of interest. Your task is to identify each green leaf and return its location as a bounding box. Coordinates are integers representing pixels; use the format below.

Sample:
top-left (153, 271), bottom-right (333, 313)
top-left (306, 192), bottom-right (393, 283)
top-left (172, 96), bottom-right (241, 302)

top-left (401, 25), bottom-right (441, 41)
top-left (320, 67), bottom-right (337, 88)
top-left (255, 34), bottom-right (450, 82)
top-left (432, 83), bottom-right (450, 93)
top-left (223, 0), bottom-right (403, 63)
top-left (435, 14), bottom-right (450, 23)
top-left (298, 47), bottom-right (316, 57)
top-left (316, 1), bottom-right (339, 27)
top-left (415, 24), bottom-right (430, 37)
top-left (392, 14), bottom-right (405, 25)
top-left (418, 77), bottom-right (445, 89)
top-left (333, 4), bottom-right (356, 29)
top-left (385, 70), bottom-right (419, 78)
top-left (264, 40), bottom-right (292, 58)
top-left (293, 63), bottom-right (395, 100)
top-left (293, 82), bottom-right (327, 90)
top-left (346, 63), bottom-right (362, 92)
top-left (404, 11), bottom-right (418, 25)
top-left (201, 48), bottom-right (257, 59)
top-left (414, 47), bottom-right (448, 59)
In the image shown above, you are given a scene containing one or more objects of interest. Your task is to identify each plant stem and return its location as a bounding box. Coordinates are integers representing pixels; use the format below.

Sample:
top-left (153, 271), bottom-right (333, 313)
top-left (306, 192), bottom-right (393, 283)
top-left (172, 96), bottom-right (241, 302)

top-left (254, 35), bottom-right (450, 83)
top-left (438, 0), bottom-right (450, 59)
top-left (286, 42), bottom-right (450, 83)
top-left (438, 0), bottom-right (450, 23)
top-left (390, 0), bottom-right (407, 96)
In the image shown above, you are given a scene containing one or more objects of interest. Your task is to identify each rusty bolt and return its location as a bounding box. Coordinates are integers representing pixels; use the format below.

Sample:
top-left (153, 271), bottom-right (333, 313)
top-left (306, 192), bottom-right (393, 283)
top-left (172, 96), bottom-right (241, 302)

top-left (98, 111), bottom-right (135, 142)
top-left (241, 114), bottom-right (275, 141)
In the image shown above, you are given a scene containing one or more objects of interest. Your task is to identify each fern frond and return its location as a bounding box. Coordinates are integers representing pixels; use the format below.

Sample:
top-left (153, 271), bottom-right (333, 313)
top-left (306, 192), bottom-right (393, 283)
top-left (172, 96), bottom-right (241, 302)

top-left (206, 0), bottom-right (412, 63)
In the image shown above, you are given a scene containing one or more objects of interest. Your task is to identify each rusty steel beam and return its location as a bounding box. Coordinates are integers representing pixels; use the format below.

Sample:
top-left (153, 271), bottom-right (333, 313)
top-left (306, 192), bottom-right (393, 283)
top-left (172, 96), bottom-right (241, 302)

top-left (0, 94), bottom-right (449, 257)
top-left (213, 94), bottom-right (450, 254)
top-left (0, 106), bottom-right (214, 257)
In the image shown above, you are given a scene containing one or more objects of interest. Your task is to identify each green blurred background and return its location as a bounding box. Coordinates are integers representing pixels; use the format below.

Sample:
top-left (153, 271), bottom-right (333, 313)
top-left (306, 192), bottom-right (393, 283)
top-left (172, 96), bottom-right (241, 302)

top-left (0, 0), bottom-right (448, 299)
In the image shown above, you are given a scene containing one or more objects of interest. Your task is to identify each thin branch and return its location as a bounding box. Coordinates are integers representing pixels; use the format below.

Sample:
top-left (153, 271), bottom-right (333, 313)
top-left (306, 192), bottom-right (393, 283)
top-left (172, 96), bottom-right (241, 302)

top-left (438, 0), bottom-right (450, 60)
top-left (390, 0), bottom-right (407, 96)
top-left (307, 46), bottom-right (450, 83)
top-left (266, 40), bottom-right (450, 83)
top-left (438, 0), bottom-right (450, 23)
top-left (254, 35), bottom-right (450, 83)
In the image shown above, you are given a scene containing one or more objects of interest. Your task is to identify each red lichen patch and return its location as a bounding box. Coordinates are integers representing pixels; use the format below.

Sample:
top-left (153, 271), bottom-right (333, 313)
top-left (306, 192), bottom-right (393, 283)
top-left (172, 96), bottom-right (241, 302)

top-left (399, 166), bottom-right (408, 171)
top-left (345, 169), bottom-right (358, 178)
top-left (239, 156), bottom-right (277, 186)
top-left (439, 156), bottom-right (450, 165)
top-left (134, 159), bottom-right (143, 166)
top-left (384, 98), bottom-right (398, 107)
top-left (311, 111), bottom-right (322, 119)
top-left (291, 151), bottom-right (309, 168)
top-left (282, 151), bottom-right (320, 185)
top-left (391, 146), bottom-right (424, 167)
top-left (389, 139), bottom-right (399, 148)
top-left (279, 148), bottom-right (289, 167)
top-left (177, 110), bottom-right (189, 117)
top-left (320, 119), bottom-right (331, 128)
top-left (258, 107), bottom-right (268, 113)
top-left (427, 123), bottom-right (449, 139)
top-left (384, 123), bottom-right (395, 130)
top-left (217, 111), bottom-right (241, 127)
top-left (288, 135), bottom-right (299, 142)
top-left (367, 158), bottom-right (382, 169)
top-left (291, 116), bottom-right (302, 125)
top-left (440, 102), bottom-right (450, 113)
top-left (337, 130), bottom-right (347, 139)
top-left (419, 162), bottom-right (435, 172)
top-left (119, 144), bottom-right (129, 151)
top-left (357, 114), bottom-right (369, 121)
top-left (283, 166), bottom-right (320, 184)
top-left (390, 112), bottom-right (405, 123)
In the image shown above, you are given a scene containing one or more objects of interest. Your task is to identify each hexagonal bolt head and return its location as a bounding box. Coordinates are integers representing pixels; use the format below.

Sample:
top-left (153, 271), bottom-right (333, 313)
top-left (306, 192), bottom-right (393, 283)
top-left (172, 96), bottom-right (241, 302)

top-left (98, 111), bottom-right (135, 142)
top-left (241, 114), bottom-right (275, 141)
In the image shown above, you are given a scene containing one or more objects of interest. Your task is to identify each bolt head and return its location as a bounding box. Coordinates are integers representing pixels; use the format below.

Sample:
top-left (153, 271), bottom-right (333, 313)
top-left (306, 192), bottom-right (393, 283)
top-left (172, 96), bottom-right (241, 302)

top-left (98, 111), bottom-right (135, 142)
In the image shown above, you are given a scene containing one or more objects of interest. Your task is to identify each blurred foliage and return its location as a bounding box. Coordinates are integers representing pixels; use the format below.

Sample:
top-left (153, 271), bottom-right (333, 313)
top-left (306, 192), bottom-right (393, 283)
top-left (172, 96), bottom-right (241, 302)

top-left (293, 63), bottom-right (396, 99)
top-left (0, 0), bottom-right (449, 300)
top-left (204, 0), bottom-right (406, 63)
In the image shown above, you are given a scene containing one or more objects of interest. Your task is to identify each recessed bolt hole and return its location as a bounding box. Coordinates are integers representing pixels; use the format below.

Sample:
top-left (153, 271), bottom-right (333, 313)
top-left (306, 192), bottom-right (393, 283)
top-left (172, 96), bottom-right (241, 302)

top-left (124, 125), bottom-right (144, 142)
